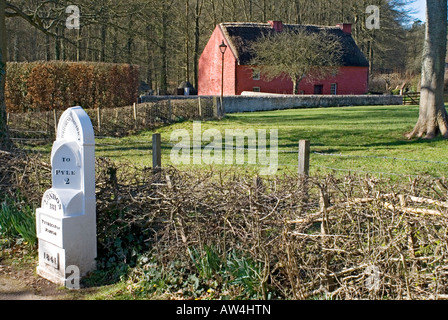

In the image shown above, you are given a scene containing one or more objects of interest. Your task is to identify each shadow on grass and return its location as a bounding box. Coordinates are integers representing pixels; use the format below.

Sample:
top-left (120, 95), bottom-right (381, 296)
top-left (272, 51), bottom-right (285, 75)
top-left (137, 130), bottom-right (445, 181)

top-left (364, 135), bottom-right (448, 149)
top-left (226, 105), bottom-right (418, 126)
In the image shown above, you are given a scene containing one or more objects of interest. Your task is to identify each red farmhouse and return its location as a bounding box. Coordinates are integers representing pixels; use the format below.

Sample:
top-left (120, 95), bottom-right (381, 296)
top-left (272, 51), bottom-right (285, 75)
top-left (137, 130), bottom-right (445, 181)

top-left (198, 21), bottom-right (369, 96)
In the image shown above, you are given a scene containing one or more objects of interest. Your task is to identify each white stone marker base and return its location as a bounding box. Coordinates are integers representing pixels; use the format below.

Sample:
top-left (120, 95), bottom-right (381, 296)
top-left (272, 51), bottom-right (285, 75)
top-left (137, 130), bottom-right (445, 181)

top-left (36, 106), bottom-right (96, 287)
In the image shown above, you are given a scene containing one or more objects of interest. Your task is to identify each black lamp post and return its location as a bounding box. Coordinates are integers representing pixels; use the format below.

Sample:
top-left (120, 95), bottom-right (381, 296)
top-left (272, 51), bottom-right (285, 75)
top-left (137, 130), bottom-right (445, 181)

top-left (219, 40), bottom-right (227, 117)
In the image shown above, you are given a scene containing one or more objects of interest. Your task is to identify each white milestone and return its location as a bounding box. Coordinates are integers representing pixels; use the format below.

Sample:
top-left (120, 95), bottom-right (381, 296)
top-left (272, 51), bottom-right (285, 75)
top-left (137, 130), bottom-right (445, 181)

top-left (36, 106), bottom-right (96, 288)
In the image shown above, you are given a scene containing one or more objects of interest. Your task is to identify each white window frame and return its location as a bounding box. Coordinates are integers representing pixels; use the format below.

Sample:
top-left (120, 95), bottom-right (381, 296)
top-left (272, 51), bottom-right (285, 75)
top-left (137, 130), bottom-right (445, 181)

top-left (331, 83), bottom-right (338, 95)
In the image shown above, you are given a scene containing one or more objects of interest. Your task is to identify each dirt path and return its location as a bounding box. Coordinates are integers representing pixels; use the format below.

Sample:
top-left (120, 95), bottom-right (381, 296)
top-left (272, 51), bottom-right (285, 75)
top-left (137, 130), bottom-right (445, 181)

top-left (0, 262), bottom-right (78, 300)
top-left (0, 274), bottom-right (52, 300)
top-left (0, 243), bottom-right (106, 300)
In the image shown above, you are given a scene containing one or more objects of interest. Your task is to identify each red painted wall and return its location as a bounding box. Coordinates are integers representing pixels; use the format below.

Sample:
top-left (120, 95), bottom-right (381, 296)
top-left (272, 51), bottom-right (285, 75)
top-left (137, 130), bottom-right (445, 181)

top-left (199, 26), bottom-right (369, 96)
top-left (236, 65), bottom-right (296, 95)
top-left (297, 67), bottom-right (369, 95)
top-left (198, 26), bottom-right (237, 96)
top-left (236, 65), bottom-right (369, 95)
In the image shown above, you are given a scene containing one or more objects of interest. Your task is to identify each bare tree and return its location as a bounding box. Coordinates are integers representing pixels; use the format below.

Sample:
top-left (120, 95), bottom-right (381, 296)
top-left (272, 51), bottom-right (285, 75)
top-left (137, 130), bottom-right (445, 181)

top-left (250, 28), bottom-right (343, 94)
top-left (0, 0), bottom-right (8, 149)
top-left (0, 0), bottom-right (71, 149)
top-left (406, 0), bottom-right (447, 139)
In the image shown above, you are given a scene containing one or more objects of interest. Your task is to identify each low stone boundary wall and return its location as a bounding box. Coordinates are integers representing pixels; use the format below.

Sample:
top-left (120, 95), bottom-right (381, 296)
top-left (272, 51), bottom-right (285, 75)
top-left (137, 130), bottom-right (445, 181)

top-left (141, 93), bottom-right (403, 114)
top-left (223, 93), bottom-right (403, 113)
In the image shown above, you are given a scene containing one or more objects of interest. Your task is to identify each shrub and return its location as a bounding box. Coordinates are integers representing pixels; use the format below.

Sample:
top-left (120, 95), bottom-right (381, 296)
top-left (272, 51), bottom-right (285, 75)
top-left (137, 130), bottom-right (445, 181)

top-left (92, 159), bottom-right (448, 300)
top-left (5, 150), bottom-right (448, 299)
top-left (5, 61), bottom-right (139, 113)
top-left (4, 62), bottom-right (35, 112)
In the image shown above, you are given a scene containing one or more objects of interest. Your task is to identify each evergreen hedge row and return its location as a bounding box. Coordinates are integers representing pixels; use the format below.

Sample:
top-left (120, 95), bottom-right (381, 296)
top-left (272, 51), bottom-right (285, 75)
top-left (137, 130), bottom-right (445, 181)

top-left (5, 61), bottom-right (139, 113)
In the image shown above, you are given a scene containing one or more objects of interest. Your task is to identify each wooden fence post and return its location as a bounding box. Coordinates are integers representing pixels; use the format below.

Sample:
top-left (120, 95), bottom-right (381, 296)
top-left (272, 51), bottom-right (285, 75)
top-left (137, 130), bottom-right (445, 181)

top-left (298, 140), bottom-right (310, 176)
top-left (45, 111), bottom-right (49, 135)
top-left (221, 97), bottom-right (226, 117)
top-left (213, 96), bottom-right (218, 118)
top-left (198, 97), bottom-right (202, 118)
top-left (97, 108), bottom-right (101, 133)
top-left (133, 102), bottom-right (137, 128)
top-left (168, 99), bottom-right (172, 122)
top-left (53, 110), bottom-right (58, 136)
top-left (152, 133), bottom-right (162, 171)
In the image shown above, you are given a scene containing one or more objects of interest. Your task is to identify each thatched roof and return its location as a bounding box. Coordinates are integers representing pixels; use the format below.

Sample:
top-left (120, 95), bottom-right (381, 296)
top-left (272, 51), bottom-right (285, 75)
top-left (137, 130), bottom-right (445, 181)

top-left (219, 22), bottom-right (369, 67)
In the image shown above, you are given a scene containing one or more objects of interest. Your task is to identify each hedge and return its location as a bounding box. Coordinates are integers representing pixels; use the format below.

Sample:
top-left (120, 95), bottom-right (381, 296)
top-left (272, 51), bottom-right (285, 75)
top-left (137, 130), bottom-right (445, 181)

top-left (5, 61), bottom-right (139, 113)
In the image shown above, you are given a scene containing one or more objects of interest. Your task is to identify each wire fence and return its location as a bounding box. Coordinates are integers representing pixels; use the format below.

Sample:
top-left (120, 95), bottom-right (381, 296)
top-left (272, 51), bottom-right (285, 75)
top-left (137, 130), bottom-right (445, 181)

top-left (6, 97), bottom-right (221, 143)
top-left (97, 134), bottom-right (447, 180)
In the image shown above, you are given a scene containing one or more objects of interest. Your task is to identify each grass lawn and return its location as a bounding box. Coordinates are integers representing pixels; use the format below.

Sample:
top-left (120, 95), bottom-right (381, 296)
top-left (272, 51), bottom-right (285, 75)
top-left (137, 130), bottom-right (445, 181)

top-left (28, 104), bottom-right (448, 179)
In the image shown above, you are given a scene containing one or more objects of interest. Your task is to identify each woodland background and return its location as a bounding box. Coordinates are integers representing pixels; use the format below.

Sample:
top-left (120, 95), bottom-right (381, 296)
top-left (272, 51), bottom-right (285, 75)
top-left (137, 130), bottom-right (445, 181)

top-left (6, 0), bottom-right (427, 95)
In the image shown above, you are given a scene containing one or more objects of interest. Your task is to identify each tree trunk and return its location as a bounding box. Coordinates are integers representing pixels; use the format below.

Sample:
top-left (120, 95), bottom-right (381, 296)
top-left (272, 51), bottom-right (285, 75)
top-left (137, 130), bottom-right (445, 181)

top-left (100, 23), bottom-right (107, 62)
top-left (0, 0), bottom-right (10, 150)
top-left (406, 0), bottom-right (448, 140)
top-left (46, 34), bottom-right (51, 61)
top-left (294, 0), bottom-right (301, 24)
top-left (184, 0), bottom-right (190, 82)
top-left (76, 28), bottom-right (81, 62)
top-left (160, 9), bottom-right (169, 94)
top-left (193, 1), bottom-right (200, 89)
top-left (292, 75), bottom-right (304, 95)
top-left (146, 24), bottom-right (153, 91)
top-left (54, 26), bottom-right (61, 60)
top-left (127, 17), bottom-right (134, 64)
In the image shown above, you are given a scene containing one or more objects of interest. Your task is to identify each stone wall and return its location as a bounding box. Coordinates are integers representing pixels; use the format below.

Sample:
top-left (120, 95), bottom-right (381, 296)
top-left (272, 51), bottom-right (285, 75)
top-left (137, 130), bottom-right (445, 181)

top-left (222, 92), bottom-right (403, 113)
top-left (140, 93), bottom-right (403, 114)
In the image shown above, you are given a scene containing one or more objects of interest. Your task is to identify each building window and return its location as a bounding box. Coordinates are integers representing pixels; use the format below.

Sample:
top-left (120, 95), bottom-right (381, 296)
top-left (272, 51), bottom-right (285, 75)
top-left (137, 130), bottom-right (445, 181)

top-left (252, 71), bottom-right (260, 81)
top-left (253, 87), bottom-right (261, 92)
top-left (331, 83), bottom-right (337, 95)
top-left (314, 85), bottom-right (323, 95)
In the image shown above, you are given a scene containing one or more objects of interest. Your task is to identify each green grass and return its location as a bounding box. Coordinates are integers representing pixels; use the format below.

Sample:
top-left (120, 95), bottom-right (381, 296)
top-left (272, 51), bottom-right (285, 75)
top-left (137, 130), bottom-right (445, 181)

top-left (26, 104), bottom-right (448, 179)
top-left (0, 196), bottom-right (37, 245)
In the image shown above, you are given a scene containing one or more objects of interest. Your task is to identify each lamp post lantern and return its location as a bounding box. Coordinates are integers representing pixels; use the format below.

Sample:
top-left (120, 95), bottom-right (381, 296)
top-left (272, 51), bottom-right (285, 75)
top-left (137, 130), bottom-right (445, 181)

top-left (219, 40), bottom-right (227, 117)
